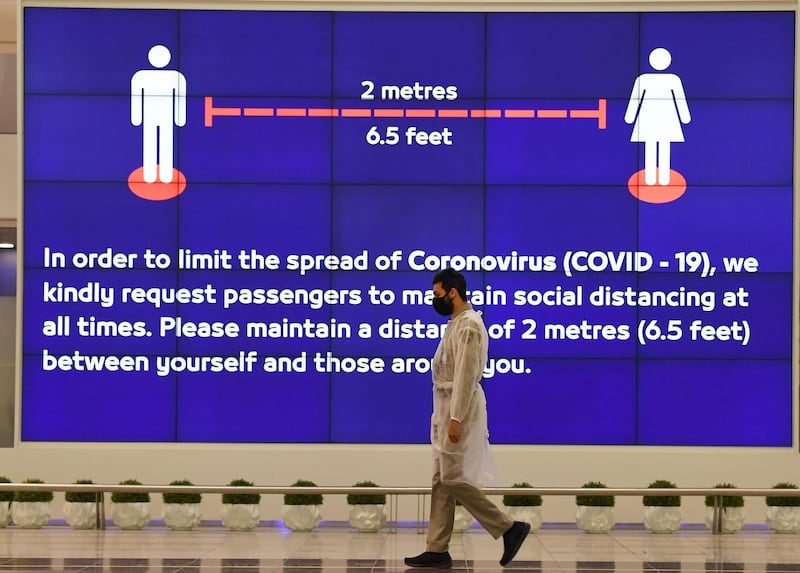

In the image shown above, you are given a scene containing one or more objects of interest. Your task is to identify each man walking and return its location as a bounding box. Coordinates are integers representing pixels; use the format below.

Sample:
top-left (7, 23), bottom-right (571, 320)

top-left (405, 268), bottom-right (530, 569)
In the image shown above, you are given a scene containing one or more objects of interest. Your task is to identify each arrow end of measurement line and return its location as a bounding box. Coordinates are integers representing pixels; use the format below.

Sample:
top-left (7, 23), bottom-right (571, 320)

top-left (205, 96), bottom-right (241, 127)
top-left (568, 99), bottom-right (607, 129)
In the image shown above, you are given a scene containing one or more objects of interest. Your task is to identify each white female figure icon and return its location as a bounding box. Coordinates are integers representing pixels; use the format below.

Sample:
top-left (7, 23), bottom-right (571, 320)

top-left (624, 48), bottom-right (691, 186)
top-left (131, 45), bottom-right (186, 185)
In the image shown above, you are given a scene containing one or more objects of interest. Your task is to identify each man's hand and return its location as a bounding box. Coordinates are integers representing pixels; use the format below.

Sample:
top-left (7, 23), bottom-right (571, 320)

top-left (448, 419), bottom-right (461, 443)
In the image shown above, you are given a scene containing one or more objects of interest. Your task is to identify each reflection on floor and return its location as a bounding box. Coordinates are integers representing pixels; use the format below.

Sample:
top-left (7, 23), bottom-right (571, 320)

top-left (0, 522), bottom-right (799, 572)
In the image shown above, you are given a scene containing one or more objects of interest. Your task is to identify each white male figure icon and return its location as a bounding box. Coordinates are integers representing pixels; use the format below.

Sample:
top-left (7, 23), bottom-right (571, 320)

top-left (131, 45), bottom-right (186, 184)
top-left (624, 48), bottom-right (691, 186)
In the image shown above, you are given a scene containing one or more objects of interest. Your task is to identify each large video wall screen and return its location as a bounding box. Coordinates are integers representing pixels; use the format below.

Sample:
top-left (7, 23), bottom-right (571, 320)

top-left (21, 8), bottom-right (794, 445)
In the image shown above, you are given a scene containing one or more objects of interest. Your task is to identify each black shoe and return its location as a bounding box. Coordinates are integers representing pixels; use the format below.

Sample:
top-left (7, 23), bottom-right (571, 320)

top-left (500, 521), bottom-right (531, 566)
top-left (404, 551), bottom-right (453, 569)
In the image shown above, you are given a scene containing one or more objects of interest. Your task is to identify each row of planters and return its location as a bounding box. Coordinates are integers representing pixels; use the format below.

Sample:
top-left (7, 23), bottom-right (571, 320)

top-left (574, 480), bottom-right (800, 534)
top-left (455, 481), bottom-right (800, 535)
top-left (2, 477), bottom-right (800, 534)
top-left (0, 477), bottom-right (385, 532)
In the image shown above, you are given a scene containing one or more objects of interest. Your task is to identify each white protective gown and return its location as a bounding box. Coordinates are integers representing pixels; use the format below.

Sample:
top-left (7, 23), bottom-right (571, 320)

top-left (431, 303), bottom-right (497, 487)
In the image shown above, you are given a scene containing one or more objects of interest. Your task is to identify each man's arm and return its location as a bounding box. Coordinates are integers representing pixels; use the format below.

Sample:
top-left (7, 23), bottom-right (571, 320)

top-left (174, 72), bottom-right (187, 127)
top-left (130, 72), bottom-right (143, 126)
top-left (448, 322), bottom-right (483, 441)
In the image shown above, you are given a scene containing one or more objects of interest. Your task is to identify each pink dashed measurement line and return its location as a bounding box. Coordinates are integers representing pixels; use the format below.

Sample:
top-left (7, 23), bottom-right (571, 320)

top-left (204, 96), bottom-right (607, 129)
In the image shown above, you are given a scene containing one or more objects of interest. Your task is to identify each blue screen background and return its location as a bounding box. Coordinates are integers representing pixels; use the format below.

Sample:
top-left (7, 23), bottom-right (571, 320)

top-left (21, 8), bottom-right (795, 446)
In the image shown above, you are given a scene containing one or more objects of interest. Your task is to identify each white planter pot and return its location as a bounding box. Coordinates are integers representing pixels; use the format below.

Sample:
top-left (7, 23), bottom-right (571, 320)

top-left (64, 502), bottom-right (97, 529)
top-left (11, 501), bottom-right (51, 529)
top-left (766, 506), bottom-right (800, 533)
top-left (704, 507), bottom-right (745, 533)
top-left (0, 501), bottom-right (9, 528)
top-left (281, 505), bottom-right (321, 531)
top-left (643, 506), bottom-right (681, 534)
top-left (111, 502), bottom-right (150, 530)
top-left (504, 506), bottom-right (543, 532)
top-left (348, 504), bottom-right (386, 532)
top-left (453, 505), bottom-right (474, 532)
top-left (576, 506), bottom-right (615, 533)
top-left (162, 503), bottom-right (201, 530)
top-left (221, 504), bottom-right (260, 531)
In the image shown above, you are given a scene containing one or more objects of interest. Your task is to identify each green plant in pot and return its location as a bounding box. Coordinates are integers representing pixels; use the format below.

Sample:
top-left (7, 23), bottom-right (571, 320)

top-left (111, 479), bottom-right (150, 504)
top-left (576, 481), bottom-right (614, 507)
top-left (503, 482), bottom-right (542, 508)
top-left (12, 478), bottom-right (53, 529)
top-left (13, 478), bottom-right (53, 503)
top-left (284, 479), bottom-right (323, 506)
top-left (346, 480), bottom-right (386, 506)
top-left (0, 476), bottom-right (12, 528)
top-left (704, 482), bottom-right (744, 509)
top-left (162, 479), bottom-right (201, 504)
top-left (223, 479), bottom-right (261, 506)
top-left (642, 480), bottom-right (681, 534)
top-left (65, 479), bottom-right (99, 504)
top-left (221, 478), bottom-right (261, 531)
top-left (575, 481), bottom-right (615, 533)
top-left (64, 479), bottom-right (99, 529)
top-left (282, 479), bottom-right (323, 532)
top-left (162, 479), bottom-right (202, 530)
top-left (503, 482), bottom-right (543, 531)
top-left (110, 479), bottom-right (150, 530)
top-left (347, 481), bottom-right (387, 532)
top-left (765, 482), bottom-right (800, 533)
top-left (704, 483), bottom-right (744, 508)
top-left (0, 476), bottom-right (12, 502)
top-left (703, 483), bottom-right (745, 534)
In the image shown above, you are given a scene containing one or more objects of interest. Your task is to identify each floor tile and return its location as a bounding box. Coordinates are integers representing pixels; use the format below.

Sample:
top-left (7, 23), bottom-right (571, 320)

top-left (0, 524), bottom-right (797, 573)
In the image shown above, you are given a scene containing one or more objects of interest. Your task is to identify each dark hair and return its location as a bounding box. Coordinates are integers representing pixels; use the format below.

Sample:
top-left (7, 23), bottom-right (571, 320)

top-left (433, 267), bottom-right (467, 301)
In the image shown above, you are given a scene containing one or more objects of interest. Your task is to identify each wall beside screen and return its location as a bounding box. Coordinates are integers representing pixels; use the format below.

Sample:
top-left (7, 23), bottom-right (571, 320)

top-left (8, 0), bottom-right (799, 524)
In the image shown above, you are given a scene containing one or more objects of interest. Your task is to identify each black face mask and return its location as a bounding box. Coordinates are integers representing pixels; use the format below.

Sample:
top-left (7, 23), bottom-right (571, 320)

top-left (432, 293), bottom-right (454, 316)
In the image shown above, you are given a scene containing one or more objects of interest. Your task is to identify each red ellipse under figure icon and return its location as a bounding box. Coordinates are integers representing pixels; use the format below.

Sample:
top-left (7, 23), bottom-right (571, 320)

top-left (627, 169), bottom-right (686, 204)
top-left (128, 166), bottom-right (187, 200)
